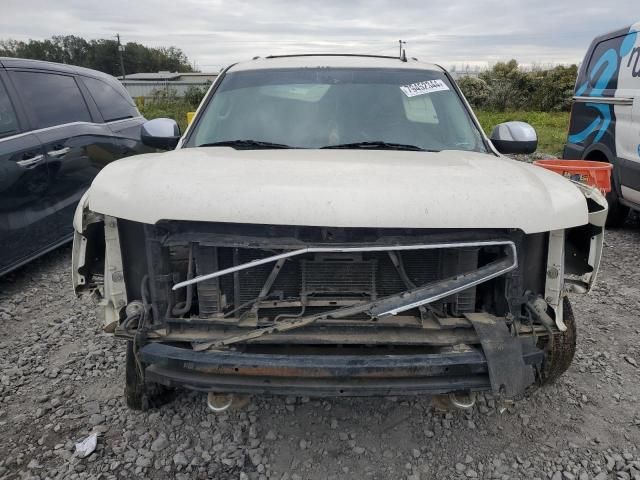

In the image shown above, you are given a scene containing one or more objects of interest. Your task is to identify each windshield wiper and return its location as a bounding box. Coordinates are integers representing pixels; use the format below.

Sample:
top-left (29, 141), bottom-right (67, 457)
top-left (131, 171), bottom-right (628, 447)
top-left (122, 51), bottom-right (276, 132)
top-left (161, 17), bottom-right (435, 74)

top-left (199, 140), bottom-right (295, 149)
top-left (321, 141), bottom-right (437, 152)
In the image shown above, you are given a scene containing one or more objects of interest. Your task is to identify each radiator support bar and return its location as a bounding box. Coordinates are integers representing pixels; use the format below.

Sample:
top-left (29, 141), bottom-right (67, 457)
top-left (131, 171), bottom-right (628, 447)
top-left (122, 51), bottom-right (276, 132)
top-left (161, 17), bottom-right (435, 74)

top-left (192, 244), bottom-right (517, 350)
top-left (173, 240), bottom-right (518, 291)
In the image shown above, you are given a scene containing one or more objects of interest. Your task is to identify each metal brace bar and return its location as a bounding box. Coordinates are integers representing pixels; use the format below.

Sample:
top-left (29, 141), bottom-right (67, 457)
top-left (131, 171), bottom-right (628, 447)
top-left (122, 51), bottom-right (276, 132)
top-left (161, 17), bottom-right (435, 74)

top-left (387, 251), bottom-right (417, 289)
top-left (174, 240), bottom-right (517, 291)
top-left (258, 258), bottom-right (287, 299)
top-left (388, 251), bottom-right (430, 322)
top-left (239, 258), bottom-right (288, 325)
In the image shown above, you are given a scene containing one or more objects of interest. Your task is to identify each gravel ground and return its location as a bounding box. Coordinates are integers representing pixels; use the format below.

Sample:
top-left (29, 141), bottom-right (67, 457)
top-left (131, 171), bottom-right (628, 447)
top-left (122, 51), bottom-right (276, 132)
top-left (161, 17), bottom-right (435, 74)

top-left (1, 218), bottom-right (640, 480)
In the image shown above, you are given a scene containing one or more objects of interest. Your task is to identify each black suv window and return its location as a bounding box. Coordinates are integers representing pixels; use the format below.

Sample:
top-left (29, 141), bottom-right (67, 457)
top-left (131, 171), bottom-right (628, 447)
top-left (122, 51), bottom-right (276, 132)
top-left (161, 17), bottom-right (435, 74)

top-left (0, 79), bottom-right (19, 137)
top-left (11, 71), bottom-right (91, 129)
top-left (82, 76), bottom-right (138, 122)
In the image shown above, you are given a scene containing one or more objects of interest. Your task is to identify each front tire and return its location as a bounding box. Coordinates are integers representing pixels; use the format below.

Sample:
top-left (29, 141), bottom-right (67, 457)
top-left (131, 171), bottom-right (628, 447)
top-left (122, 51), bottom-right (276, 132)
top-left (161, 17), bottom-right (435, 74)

top-left (582, 153), bottom-right (627, 227)
top-left (125, 341), bottom-right (147, 410)
top-left (605, 187), bottom-right (629, 228)
top-left (538, 297), bottom-right (577, 385)
top-left (124, 341), bottom-right (175, 410)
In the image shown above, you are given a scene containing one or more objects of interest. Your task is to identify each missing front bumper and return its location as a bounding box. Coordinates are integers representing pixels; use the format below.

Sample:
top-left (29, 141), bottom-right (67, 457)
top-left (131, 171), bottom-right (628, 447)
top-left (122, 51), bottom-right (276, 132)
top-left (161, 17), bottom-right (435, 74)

top-left (139, 341), bottom-right (543, 397)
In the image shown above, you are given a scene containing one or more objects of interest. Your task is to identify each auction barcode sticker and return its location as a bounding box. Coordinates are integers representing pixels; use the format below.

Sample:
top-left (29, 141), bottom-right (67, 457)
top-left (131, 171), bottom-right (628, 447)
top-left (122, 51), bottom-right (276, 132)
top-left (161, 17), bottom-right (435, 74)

top-left (400, 79), bottom-right (450, 97)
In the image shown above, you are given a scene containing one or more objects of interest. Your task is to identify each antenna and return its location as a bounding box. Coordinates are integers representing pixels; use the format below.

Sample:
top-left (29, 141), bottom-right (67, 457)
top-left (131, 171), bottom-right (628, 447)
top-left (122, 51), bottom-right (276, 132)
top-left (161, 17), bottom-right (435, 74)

top-left (398, 39), bottom-right (406, 59)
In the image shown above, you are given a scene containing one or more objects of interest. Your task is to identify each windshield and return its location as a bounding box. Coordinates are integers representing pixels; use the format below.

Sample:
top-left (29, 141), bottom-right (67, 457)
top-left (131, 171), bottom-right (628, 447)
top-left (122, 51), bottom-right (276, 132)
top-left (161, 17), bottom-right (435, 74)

top-left (187, 67), bottom-right (486, 153)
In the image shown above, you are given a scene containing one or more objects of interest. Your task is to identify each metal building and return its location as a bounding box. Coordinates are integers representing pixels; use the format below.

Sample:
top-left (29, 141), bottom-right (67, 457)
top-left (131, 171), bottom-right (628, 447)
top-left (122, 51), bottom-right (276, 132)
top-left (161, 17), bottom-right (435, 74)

top-left (118, 71), bottom-right (218, 99)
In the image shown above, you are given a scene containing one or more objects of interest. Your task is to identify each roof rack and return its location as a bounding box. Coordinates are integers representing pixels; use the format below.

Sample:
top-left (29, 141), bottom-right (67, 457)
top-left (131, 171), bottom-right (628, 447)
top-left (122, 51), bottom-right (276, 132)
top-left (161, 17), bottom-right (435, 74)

top-left (263, 53), bottom-right (413, 61)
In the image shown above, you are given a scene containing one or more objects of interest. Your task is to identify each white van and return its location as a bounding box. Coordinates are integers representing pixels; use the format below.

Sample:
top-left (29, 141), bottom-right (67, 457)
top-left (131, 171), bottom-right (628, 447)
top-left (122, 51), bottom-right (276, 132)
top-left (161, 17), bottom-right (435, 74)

top-left (564, 22), bottom-right (640, 226)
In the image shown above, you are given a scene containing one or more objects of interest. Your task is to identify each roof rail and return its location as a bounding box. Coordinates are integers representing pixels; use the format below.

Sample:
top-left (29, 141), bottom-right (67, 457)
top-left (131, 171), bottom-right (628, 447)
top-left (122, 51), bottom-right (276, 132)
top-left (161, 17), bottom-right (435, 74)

top-left (263, 53), bottom-right (414, 61)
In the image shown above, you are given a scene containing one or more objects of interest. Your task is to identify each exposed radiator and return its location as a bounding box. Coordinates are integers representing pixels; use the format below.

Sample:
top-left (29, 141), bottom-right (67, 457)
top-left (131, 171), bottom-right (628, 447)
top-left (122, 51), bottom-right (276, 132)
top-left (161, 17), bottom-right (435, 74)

top-left (301, 254), bottom-right (377, 299)
top-left (190, 246), bottom-right (479, 319)
top-left (194, 245), bottom-right (222, 317)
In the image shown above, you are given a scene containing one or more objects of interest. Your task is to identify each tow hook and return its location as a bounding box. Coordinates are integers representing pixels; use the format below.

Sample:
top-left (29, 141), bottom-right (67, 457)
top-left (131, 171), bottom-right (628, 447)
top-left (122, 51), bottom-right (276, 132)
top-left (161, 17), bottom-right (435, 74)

top-left (432, 391), bottom-right (477, 411)
top-left (448, 391), bottom-right (476, 410)
top-left (207, 392), bottom-right (234, 412)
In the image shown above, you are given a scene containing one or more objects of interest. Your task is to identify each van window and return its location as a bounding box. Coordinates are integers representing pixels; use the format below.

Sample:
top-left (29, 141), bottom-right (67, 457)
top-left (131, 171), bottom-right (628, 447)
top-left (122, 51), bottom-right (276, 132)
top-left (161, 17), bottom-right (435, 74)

top-left (11, 71), bottom-right (91, 129)
top-left (586, 33), bottom-right (640, 94)
top-left (0, 80), bottom-right (19, 137)
top-left (82, 76), bottom-right (138, 122)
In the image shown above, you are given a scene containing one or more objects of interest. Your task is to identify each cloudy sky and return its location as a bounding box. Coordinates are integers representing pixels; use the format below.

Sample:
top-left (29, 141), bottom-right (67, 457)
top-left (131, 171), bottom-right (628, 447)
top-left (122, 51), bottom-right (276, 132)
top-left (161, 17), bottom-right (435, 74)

top-left (1, 0), bottom-right (637, 72)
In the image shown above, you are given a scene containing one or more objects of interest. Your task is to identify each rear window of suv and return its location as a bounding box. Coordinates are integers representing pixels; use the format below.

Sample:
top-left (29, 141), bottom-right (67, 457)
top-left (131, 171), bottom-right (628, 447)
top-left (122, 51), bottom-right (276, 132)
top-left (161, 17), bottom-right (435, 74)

top-left (82, 76), bottom-right (138, 122)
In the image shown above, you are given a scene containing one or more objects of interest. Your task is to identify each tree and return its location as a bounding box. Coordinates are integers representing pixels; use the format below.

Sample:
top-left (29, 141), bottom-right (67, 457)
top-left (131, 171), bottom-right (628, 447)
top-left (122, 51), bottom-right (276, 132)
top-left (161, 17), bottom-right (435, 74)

top-left (52, 36), bottom-right (90, 65)
top-left (0, 35), bottom-right (194, 76)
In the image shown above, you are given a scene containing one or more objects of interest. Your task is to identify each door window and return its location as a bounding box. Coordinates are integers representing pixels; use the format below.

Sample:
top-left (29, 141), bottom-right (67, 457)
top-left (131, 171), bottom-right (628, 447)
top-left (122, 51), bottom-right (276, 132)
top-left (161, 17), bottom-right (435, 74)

top-left (82, 76), bottom-right (138, 122)
top-left (0, 80), bottom-right (19, 137)
top-left (11, 71), bottom-right (91, 129)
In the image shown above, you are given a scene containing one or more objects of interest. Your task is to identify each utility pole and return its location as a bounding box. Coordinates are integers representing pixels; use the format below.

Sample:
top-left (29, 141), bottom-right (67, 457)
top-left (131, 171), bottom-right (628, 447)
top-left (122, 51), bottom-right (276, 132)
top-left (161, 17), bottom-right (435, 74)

top-left (398, 39), bottom-right (406, 59)
top-left (116, 33), bottom-right (126, 80)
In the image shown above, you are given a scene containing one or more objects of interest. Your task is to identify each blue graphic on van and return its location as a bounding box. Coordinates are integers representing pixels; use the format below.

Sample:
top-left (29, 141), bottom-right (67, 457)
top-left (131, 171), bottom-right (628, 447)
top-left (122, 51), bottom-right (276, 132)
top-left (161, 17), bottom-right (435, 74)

top-left (568, 30), bottom-right (637, 144)
top-left (621, 30), bottom-right (638, 57)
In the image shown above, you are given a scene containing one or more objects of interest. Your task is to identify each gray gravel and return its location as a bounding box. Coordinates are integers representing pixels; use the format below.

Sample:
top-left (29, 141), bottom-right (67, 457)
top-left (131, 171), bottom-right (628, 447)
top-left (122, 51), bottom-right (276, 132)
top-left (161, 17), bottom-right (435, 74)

top-left (1, 217), bottom-right (640, 480)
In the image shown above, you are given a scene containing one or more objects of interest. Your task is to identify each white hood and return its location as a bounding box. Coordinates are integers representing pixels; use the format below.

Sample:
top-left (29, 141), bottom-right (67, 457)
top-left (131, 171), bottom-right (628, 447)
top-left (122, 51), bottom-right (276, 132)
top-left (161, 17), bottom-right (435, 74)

top-left (87, 148), bottom-right (588, 234)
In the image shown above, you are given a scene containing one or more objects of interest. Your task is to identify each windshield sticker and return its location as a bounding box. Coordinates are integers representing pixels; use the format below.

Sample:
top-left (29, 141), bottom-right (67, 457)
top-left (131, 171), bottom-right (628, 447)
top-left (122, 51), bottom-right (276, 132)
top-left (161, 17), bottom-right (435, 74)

top-left (400, 79), bottom-right (449, 97)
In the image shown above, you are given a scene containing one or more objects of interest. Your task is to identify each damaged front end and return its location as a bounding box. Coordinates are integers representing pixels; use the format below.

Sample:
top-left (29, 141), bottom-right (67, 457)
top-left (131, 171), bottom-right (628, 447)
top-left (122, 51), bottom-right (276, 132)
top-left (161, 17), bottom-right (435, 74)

top-left (72, 185), bottom-right (606, 402)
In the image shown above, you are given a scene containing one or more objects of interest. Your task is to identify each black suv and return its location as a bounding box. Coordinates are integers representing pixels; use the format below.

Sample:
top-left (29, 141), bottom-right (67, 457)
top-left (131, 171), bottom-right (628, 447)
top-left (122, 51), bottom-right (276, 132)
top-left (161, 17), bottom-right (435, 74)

top-left (0, 58), bottom-right (148, 276)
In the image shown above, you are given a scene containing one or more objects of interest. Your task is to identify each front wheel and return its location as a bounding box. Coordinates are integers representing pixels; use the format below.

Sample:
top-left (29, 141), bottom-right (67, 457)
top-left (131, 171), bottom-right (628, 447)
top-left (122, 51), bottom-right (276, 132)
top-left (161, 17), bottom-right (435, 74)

top-left (124, 341), bottom-right (147, 409)
top-left (538, 297), bottom-right (577, 385)
top-left (124, 341), bottom-right (174, 410)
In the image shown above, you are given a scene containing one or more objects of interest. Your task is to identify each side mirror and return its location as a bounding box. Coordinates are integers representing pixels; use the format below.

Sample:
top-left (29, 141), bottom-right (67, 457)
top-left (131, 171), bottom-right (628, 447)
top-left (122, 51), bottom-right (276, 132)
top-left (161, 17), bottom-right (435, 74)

top-left (490, 121), bottom-right (537, 154)
top-left (141, 118), bottom-right (181, 150)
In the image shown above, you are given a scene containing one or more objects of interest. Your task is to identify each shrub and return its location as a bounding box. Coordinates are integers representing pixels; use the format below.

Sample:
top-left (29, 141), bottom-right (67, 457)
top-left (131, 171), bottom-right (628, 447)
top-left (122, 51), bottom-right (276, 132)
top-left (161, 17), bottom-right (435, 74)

top-left (528, 65), bottom-right (578, 111)
top-left (457, 60), bottom-right (578, 112)
top-left (139, 88), bottom-right (192, 131)
top-left (184, 82), bottom-right (211, 108)
top-left (457, 76), bottom-right (490, 108)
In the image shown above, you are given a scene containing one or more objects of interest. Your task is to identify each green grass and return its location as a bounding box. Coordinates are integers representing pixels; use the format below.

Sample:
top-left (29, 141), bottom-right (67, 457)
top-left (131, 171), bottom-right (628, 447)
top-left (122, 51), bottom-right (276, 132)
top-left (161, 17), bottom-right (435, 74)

top-left (475, 111), bottom-right (570, 157)
top-left (138, 99), bottom-right (193, 132)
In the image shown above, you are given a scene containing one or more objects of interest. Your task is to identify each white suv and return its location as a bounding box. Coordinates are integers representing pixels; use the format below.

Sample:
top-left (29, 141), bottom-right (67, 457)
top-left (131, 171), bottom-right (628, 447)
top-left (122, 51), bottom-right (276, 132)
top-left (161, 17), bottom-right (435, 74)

top-left (72, 55), bottom-right (607, 410)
